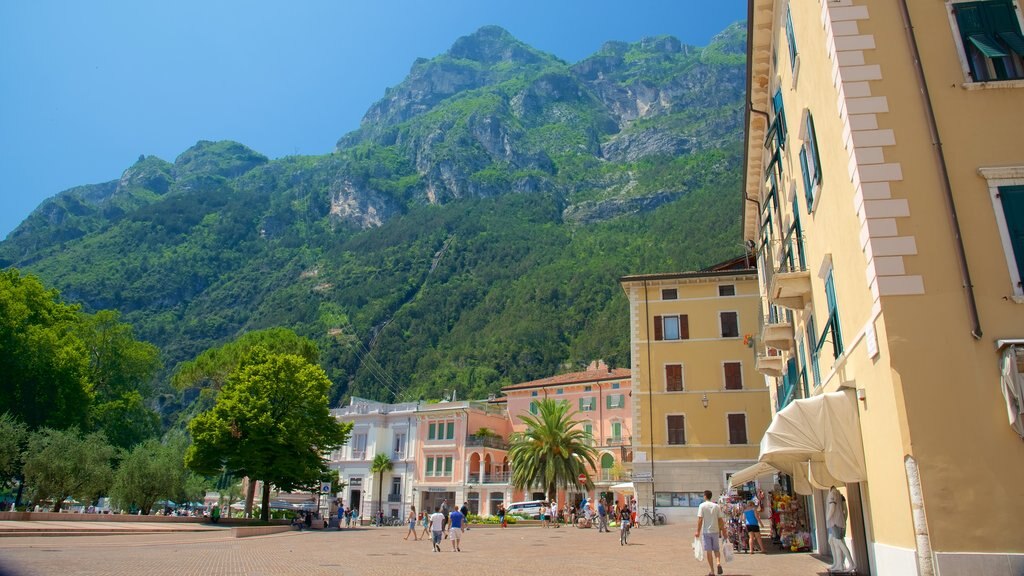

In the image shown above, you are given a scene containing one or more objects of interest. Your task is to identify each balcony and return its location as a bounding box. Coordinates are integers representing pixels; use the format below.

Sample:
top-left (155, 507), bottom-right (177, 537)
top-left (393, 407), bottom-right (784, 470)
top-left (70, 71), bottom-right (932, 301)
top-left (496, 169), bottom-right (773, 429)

top-left (387, 493), bottom-right (402, 503)
top-left (605, 436), bottom-right (631, 447)
top-left (768, 230), bottom-right (811, 311)
top-left (760, 315), bottom-right (794, 352)
top-left (350, 450), bottom-right (366, 460)
top-left (391, 451), bottom-right (405, 461)
top-left (599, 469), bottom-right (631, 482)
top-left (482, 472), bottom-right (510, 484)
top-left (466, 434), bottom-right (507, 450)
top-left (755, 352), bottom-right (785, 377)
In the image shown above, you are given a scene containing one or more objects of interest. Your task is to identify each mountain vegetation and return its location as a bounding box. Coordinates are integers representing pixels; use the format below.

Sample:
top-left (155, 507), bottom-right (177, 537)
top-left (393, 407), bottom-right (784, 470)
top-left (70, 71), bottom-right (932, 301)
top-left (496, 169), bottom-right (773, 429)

top-left (0, 23), bottom-right (748, 425)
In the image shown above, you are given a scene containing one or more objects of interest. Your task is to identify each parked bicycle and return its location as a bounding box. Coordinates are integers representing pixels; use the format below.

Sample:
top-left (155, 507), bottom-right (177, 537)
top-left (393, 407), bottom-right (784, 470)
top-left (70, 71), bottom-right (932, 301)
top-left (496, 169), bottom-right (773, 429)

top-left (638, 507), bottom-right (666, 526)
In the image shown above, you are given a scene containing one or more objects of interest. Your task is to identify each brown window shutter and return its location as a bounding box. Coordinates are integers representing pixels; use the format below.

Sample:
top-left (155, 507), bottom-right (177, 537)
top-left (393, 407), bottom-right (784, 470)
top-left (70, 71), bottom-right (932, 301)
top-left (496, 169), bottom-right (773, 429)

top-left (680, 315), bottom-right (689, 339)
top-left (728, 414), bottom-right (748, 444)
top-left (666, 364), bottom-right (683, 391)
top-left (654, 316), bottom-right (663, 341)
top-left (724, 362), bottom-right (742, 390)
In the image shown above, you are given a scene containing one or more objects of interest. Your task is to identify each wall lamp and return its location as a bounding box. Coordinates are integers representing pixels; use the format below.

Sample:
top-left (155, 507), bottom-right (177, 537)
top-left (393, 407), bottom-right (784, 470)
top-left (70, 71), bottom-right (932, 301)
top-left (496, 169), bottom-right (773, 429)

top-left (701, 393), bottom-right (709, 409)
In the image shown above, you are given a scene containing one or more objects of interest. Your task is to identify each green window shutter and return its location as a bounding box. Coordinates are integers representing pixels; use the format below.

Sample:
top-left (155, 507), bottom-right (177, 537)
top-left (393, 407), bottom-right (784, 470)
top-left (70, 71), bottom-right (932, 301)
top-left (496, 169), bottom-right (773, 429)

top-left (426, 457), bottom-right (434, 476)
top-left (998, 31), bottom-right (1024, 56)
top-left (969, 34), bottom-right (1008, 57)
top-left (444, 457), bottom-right (453, 475)
top-left (428, 423), bottom-right (436, 440)
top-left (606, 395), bottom-right (612, 409)
top-left (1000, 186), bottom-right (1024, 284)
top-left (786, 7), bottom-right (798, 69)
top-left (825, 271), bottom-right (843, 356)
top-left (772, 88), bottom-right (787, 149)
top-left (612, 422), bottom-right (621, 438)
top-left (446, 422), bottom-right (454, 440)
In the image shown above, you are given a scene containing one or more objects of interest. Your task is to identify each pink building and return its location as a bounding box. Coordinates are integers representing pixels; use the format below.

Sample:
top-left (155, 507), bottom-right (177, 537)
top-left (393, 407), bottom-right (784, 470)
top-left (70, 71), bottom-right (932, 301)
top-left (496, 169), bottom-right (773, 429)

top-left (502, 360), bottom-right (633, 509)
top-left (413, 400), bottom-right (512, 517)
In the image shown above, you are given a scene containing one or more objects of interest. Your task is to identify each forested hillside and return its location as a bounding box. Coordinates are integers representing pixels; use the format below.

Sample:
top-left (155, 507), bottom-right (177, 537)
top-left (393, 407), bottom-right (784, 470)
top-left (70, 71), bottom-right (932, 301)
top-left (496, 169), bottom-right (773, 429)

top-left (0, 23), bottom-right (747, 421)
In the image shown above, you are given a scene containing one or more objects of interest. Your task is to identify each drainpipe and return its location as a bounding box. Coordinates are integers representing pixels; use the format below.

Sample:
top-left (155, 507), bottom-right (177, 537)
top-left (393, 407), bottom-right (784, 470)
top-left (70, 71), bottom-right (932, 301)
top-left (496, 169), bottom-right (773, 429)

top-left (897, 0), bottom-right (982, 339)
top-left (905, 456), bottom-right (936, 576)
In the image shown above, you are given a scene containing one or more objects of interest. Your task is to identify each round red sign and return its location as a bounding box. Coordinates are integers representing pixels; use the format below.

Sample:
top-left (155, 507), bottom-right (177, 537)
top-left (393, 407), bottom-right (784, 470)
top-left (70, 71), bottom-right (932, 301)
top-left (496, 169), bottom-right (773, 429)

top-left (578, 473), bottom-right (587, 484)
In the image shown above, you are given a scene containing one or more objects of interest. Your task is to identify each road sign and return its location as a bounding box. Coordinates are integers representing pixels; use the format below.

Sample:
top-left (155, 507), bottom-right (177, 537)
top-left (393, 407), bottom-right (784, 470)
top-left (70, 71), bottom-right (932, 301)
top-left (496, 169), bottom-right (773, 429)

top-left (320, 482), bottom-right (332, 494)
top-left (578, 473), bottom-right (587, 484)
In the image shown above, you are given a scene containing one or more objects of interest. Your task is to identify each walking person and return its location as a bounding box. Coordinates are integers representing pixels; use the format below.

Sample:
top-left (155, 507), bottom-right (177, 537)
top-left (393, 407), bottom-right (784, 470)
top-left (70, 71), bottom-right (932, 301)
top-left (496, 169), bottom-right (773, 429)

top-left (404, 505), bottom-right (419, 540)
top-left (695, 490), bottom-right (726, 576)
top-left (429, 507), bottom-right (445, 552)
top-left (440, 498), bottom-right (450, 538)
top-left (597, 499), bottom-right (609, 532)
top-left (448, 505), bottom-right (465, 552)
top-left (827, 486), bottom-right (855, 573)
top-left (619, 505), bottom-right (631, 545)
top-left (497, 504), bottom-right (507, 529)
top-left (540, 502), bottom-right (548, 528)
top-left (743, 502), bottom-right (764, 553)
top-left (460, 502), bottom-right (470, 531)
top-left (550, 500), bottom-right (559, 528)
top-left (419, 511), bottom-right (430, 540)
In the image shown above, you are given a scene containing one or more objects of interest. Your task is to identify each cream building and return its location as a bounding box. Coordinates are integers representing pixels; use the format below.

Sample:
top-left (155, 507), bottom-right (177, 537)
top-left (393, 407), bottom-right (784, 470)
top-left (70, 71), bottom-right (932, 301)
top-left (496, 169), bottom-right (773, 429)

top-left (740, 0), bottom-right (1024, 574)
top-left (620, 264), bottom-right (771, 524)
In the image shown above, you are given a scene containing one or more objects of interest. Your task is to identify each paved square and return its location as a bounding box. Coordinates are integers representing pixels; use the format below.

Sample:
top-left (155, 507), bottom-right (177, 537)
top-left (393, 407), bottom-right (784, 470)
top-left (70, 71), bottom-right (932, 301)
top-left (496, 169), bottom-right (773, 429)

top-left (0, 524), bottom-right (832, 576)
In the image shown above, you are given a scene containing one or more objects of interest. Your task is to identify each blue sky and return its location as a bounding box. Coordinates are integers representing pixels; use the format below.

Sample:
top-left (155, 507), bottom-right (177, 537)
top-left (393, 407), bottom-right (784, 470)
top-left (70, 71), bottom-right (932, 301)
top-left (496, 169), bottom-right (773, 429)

top-left (0, 0), bottom-right (746, 240)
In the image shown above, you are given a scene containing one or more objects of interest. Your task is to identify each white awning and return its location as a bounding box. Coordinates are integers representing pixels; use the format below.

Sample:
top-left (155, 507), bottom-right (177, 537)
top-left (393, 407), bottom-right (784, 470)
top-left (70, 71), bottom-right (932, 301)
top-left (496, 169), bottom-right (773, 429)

top-left (610, 482), bottom-right (634, 491)
top-left (728, 461), bottom-right (779, 488)
top-left (757, 389), bottom-right (866, 495)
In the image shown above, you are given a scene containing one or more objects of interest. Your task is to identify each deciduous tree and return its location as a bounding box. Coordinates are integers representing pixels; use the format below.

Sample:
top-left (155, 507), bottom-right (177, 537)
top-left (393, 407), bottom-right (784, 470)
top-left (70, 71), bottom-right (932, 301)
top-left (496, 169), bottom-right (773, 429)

top-left (23, 428), bottom-right (115, 512)
top-left (185, 347), bottom-right (351, 521)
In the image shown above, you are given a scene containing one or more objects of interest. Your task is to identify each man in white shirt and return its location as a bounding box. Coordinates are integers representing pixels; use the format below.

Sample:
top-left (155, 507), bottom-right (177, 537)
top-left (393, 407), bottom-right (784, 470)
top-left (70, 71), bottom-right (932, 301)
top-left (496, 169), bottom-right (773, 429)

top-left (694, 490), bottom-right (725, 576)
top-left (429, 507), bottom-right (445, 552)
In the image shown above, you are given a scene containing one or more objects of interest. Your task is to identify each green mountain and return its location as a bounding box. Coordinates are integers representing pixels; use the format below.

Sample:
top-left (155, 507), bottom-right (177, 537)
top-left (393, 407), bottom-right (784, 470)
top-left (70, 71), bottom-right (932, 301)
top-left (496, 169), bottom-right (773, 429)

top-left (0, 23), bottom-right (747, 418)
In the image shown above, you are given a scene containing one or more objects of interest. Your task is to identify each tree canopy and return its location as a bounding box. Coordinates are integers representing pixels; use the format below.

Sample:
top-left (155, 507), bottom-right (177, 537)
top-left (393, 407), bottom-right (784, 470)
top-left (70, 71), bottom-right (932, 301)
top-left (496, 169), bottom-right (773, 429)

top-left (185, 347), bottom-right (351, 521)
top-left (508, 398), bottom-right (598, 501)
top-left (23, 428), bottom-right (116, 512)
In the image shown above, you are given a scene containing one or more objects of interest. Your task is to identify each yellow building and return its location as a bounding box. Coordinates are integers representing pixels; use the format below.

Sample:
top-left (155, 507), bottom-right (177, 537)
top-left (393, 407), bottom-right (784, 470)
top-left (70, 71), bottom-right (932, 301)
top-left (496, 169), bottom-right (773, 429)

top-left (740, 0), bottom-right (1024, 574)
top-left (619, 263), bottom-right (771, 524)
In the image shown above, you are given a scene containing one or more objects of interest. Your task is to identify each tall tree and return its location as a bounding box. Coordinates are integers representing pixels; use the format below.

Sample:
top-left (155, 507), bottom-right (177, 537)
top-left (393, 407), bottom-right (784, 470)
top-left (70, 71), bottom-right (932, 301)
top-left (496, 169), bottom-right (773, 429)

top-left (0, 269), bottom-right (91, 430)
top-left (508, 398), bottom-right (598, 503)
top-left (185, 347), bottom-right (351, 521)
top-left (0, 413), bottom-right (29, 506)
top-left (23, 428), bottom-right (115, 512)
top-left (370, 453), bottom-right (393, 521)
top-left (109, 435), bottom-right (192, 515)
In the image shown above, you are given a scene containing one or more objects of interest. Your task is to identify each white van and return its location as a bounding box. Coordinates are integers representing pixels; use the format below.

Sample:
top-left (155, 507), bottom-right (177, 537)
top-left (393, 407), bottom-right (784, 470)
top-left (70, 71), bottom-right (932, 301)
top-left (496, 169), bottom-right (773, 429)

top-left (505, 500), bottom-right (545, 519)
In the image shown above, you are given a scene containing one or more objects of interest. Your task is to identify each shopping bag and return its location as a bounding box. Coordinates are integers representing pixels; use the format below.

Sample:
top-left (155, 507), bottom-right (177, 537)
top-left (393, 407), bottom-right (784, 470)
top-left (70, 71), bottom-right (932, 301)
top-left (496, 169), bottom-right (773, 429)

top-left (722, 540), bottom-right (734, 562)
top-left (693, 536), bottom-right (704, 560)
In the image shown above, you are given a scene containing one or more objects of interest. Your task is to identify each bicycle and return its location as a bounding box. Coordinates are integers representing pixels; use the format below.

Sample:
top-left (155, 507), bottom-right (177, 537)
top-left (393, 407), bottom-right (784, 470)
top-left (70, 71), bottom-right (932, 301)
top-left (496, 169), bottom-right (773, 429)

top-left (638, 507), bottom-right (666, 526)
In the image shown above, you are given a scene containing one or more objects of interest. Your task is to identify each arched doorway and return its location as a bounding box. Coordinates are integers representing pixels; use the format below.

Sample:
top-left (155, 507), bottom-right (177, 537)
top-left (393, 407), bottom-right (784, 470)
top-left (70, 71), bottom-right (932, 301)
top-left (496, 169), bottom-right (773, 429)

top-left (601, 452), bottom-right (615, 482)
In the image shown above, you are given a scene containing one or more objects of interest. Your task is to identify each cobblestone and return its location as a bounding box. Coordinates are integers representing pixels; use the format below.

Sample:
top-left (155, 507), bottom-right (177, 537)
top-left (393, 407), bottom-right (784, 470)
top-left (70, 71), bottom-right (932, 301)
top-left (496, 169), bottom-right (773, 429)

top-left (0, 524), bottom-right (831, 576)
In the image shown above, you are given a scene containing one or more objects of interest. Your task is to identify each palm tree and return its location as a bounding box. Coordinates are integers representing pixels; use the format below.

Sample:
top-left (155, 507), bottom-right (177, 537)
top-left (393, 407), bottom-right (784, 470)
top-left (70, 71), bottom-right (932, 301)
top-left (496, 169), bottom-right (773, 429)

top-left (370, 453), bottom-right (393, 522)
top-left (509, 398), bottom-right (598, 503)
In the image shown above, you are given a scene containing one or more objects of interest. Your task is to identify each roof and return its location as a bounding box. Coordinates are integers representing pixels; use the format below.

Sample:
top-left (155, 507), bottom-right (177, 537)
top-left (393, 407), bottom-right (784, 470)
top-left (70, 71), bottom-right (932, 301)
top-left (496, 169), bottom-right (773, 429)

top-left (501, 362), bottom-right (630, 392)
top-left (619, 267), bottom-right (757, 284)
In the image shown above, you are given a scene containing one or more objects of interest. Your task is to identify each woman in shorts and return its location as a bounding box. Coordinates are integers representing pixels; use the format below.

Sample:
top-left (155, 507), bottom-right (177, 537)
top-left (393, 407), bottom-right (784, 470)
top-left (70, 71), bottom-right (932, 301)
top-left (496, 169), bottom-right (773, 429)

top-left (744, 502), bottom-right (764, 553)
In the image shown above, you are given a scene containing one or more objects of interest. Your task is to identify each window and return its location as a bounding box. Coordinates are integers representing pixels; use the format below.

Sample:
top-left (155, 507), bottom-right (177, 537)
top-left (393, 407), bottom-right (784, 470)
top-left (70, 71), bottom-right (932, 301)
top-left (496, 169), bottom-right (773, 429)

top-left (352, 433), bottom-right (367, 458)
top-left (606, 394), bottom-right (625, 409)
top-left (444, 457), bottom-right (453, 476)
top-left (800, 111), bottom-right (822, 212)
top-left (998, 185), bottom-right (1024, 288)
top-left (428, 423), bottom-right (437, 440)
top-left (665, 364), bottom-right (684, 392)
top-left (428, 421), bottom-right (455, 440)
top-left (582, 422), bottom-right (594, 446)
top-left (531, 390), bottom-right (538, 397)
top-left (529, 401), bottom-right (538, 415)
top-left (718, 284), bottom-right (736, 297)
top-left (611, 382), bottom-right (620, 389)
top-left (952, 1), bottom-right (1024, 81)
top-left (786, 5), bottom-right (798, 71)
top-left (821, 269), bottom-right (844, 358)
top-left (770, 88), bottom-right (788, 150)
top-left (425, 457), bottom-right (434, 476)
top-left (667, 415), bottom-right (686, 445)
top-left (393, 432), bottom-right (406, 458)
top-left (556, 388), bottom-right (563, 395)
top-left (720, 311), bottom-right (739, 338)
top-left (579, 397), bottom-right (596, 411)
top-left (655, 492), bottom-right (705, 507)
top-left (583, 385), bottom-right (592, 392)
top-left (808, 314), bottom-right (822, 388)
top-left (662, 288), bottom-right (678, 300)
top-left (724, 362), bottom-right (743, 390)
top-left (728, 414), bottom-right (748, 445)
top-left (390, 476), bottom-right (402, 496)
top-left (654, 314), bottom-right (689, 340)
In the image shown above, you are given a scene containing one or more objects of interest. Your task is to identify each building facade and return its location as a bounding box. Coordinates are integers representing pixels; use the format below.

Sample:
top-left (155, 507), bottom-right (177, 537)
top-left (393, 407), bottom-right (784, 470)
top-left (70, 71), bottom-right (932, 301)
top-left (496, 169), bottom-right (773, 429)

top-left (413, 400), bottom-right (512, 517)
top-left (502, 361), bottom-right (633, 509)
top-left (328, 398), bottom-right (419, 520)
top-left (742, 1), bottom-right (1024, 574)
top-left (620, 268), bottom-right (771, 524)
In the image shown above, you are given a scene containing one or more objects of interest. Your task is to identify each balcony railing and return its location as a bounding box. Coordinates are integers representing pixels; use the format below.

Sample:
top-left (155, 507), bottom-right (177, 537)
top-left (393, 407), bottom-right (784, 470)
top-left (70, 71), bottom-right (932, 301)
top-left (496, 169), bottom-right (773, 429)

top-left (764, 229), bottom-right (811, 311)
top-left (466, 435), bottom-right (507, 450)
top-left (760, 313), bottom-right (794, 352)
top-left (350, 450), bottom-right (366, 460)
top-left (387, 493), bottom-right (402, 503)
top-left (391, 451), bottom-right (405, 461)
top-left (605, 436), bottom-right (631, 447)
top-left (755, 351), bottom-right (785, 377)
top-left (599, 469), bottom-right (631, 482)
top-left (482, 472), bottom-right (510, 483)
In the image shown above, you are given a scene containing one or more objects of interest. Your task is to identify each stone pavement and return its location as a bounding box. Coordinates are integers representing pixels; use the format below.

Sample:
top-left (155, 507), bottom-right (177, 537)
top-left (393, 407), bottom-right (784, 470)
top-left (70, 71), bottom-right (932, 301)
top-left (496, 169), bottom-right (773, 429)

top-left (0, 523), bottom-right (832, 576)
